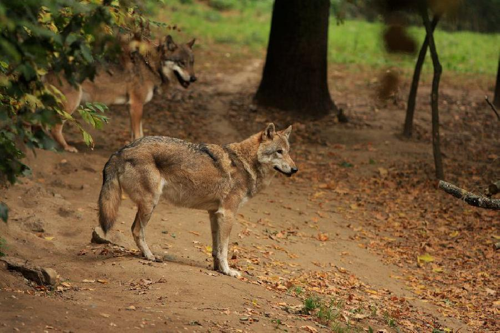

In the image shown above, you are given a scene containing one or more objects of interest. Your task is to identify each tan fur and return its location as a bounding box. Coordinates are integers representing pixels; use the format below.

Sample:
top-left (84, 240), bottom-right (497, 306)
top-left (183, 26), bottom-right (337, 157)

top-left (47, 35), bottom-right (197, 152)
top-left (97, 123), bottom-right (297, 277)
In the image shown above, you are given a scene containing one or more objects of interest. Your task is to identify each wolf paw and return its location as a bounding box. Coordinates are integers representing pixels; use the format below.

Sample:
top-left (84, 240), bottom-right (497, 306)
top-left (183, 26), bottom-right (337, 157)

top-left (223, 268), bottom-right (241, 278)
top-left (143, 253), bottom-right (161, 262)
top-left (64, 145), bottom-right (78, 153)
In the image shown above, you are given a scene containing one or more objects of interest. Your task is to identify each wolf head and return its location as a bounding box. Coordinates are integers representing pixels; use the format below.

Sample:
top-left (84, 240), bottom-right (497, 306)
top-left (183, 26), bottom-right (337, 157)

top-left (158, 35), bottom-right (196, 89)
top-left (257, 123), bottom-right (298, 177)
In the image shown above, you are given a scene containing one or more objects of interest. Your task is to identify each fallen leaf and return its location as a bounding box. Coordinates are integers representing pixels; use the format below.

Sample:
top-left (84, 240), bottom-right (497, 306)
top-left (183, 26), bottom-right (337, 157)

top-left (317, 233), bottom-right (329, 242)
top-left (417, 253), bottom-right (434, 265)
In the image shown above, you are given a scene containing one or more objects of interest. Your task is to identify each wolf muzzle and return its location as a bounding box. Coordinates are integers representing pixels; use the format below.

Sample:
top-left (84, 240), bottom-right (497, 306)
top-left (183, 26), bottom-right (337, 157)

top-left (274, 166), bottom-right (298, 177)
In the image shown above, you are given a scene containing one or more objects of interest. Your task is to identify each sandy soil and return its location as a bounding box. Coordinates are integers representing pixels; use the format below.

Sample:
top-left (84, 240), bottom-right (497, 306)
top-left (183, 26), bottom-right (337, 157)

top-left (0, 50), bottom-right (498, 332)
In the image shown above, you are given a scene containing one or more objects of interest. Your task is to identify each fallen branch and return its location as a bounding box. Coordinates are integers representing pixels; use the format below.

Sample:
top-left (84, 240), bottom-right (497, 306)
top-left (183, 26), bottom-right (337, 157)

top-left (485, 96), bottom-right (500, 121)
top-left (438, 181), bottom-right (500, 210)
top-left (0, 257), bottom-right (58, 285)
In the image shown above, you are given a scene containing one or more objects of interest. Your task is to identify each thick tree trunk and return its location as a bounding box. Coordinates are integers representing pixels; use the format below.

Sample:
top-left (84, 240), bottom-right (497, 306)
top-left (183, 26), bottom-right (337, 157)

top-left (420, 2), bottom-right (444, 180)
top-left (494, 57), bottom-right (500, 108)
top-left (255, 0), bottom-right (337, 117)
top-left (403, 15), bottom-right (440, 138)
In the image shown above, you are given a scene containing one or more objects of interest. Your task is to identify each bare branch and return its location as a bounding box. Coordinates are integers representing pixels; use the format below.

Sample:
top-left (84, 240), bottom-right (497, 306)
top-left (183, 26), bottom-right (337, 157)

top-left (438, 180), bottom-right (500, 210)
top-left (485, 96), bottom-right (500, 121)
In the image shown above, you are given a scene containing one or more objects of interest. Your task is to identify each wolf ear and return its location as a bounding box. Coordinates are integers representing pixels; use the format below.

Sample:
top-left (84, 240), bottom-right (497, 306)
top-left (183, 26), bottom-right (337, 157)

top-left (186, 38), bottom-right (196, 49)
top-left (165, 35), bottom-right (177, 51)
top-left (262, 123), bottom-right (275, 141)
top-left (280, 125), bottom-right (292, 140)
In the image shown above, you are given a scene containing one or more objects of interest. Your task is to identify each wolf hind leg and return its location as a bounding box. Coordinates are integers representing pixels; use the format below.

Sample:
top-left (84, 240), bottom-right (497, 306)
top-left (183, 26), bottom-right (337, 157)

top-left (124, 168), bottom-right (163, 261)
top-left (131, 202), bottom-right (159, 261)
top-left (51, 86), bottom-right (82, 152)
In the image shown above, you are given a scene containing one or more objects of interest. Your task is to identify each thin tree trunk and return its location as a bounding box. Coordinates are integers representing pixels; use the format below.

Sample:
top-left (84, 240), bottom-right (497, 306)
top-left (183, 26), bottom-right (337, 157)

top-left (494, 56), bottom-right (500, 108)
top-left (420, 2), bottom-right (444, 180)
top-left (403, 15), bottom-right (440, 138)
top-left (255, 0), bottom-right (337, 117)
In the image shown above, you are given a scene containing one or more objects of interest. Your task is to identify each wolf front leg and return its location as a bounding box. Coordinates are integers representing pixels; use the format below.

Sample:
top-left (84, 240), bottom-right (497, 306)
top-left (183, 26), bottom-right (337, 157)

top-left (129, 98), bottom-right (144, 141)
top-left (210, 208), bottom-right (240, 277)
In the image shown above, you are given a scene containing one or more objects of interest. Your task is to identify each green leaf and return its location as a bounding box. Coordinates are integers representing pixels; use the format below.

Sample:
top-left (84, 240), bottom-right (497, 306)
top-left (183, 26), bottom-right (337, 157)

top-left (80, 44), bottom-right (94, 62)
top-left (0, 202), bottom-right (8, 222)
top-left (82, 130), bottom-right (93, 147)
top-left (417, 253), bottom-right (435, 265)
top-left (339, 161), bottom-right (354, 168)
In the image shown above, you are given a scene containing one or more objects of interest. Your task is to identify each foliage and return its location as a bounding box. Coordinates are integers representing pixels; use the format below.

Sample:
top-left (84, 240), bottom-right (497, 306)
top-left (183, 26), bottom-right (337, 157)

top-left (0, 0), bottom-right (155, 219)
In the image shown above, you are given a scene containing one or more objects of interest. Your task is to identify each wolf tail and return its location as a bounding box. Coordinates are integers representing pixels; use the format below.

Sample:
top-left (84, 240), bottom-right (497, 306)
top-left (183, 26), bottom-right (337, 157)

top-left (98, 155), bottom-right (122, 234)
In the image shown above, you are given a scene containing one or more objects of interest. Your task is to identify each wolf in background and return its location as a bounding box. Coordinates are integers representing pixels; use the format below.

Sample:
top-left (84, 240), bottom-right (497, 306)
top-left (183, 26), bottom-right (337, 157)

top-left (47, 35), bottom-right (196, 152)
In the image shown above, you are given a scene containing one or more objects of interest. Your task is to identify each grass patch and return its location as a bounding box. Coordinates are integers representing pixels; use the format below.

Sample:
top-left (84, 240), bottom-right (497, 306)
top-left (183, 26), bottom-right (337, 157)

top-left (158, 0), bottom-right (499, 74)
top-left (329, 20), bottom-right (500, 74)
top-left (301, 296), bottom-right (363, 332)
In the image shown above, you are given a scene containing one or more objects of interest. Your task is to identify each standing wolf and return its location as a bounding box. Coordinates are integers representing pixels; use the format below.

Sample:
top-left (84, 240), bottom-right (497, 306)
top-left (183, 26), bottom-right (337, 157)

top-left (47, 35), bottom-right (196, 152)
top-left (98, 123), bottom-right (297, 277)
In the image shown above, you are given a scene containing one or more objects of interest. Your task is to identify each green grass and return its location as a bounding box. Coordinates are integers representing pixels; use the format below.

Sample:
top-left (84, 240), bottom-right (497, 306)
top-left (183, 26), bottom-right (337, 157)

top-left (159, 0), bottom-right (500, 74)
top-left (329, 20), bottom-right (500, 74)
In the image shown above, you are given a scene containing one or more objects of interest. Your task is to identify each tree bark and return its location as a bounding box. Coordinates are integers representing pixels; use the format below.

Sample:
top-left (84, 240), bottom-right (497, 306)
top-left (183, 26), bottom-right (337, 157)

top-left (494, 56), bottom-right (500, 108)
top-left (403, 15), bottom-right (440, 138)
top-left (439, 181), bottom-right (500, 210)
top-left (255, 0), bottom-right (337, 117)
top-left (420, 3), bottom-right (444, 180)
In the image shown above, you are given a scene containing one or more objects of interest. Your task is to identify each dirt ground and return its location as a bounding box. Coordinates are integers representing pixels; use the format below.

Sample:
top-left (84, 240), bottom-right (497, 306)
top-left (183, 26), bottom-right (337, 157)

top-left (0, 49), bottom-right (498, 332)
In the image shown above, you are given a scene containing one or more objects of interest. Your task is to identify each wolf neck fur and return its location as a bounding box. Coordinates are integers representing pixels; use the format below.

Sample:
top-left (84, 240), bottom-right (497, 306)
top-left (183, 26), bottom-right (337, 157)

top-left (226, 133), bottom-right (275, 196)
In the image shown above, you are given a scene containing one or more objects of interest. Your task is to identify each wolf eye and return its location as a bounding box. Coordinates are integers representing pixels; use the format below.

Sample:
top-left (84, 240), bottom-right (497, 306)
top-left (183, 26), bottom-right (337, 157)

top-left (277, 149), bottom-right (283, 154)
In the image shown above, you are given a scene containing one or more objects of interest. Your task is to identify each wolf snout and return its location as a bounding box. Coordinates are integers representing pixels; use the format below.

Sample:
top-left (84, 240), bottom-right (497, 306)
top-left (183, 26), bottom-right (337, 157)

top-left (291, 167), bottom-right (298, 174)
top-left (190, 75), bottom-right (197, 82)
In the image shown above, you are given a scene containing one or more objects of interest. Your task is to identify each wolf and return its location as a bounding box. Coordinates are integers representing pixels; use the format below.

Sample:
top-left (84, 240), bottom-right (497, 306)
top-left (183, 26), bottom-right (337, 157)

top-left (47, 35), bottom-right (196, 152)
top-left (97, 123), bottom-right (297, 277)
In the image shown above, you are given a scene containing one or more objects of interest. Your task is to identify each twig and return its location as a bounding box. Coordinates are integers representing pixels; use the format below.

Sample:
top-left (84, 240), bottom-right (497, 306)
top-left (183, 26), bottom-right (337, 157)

top-left (485, 96), bottom-right (500, 121)
top-left (438, 180), bottom-right (500, 210)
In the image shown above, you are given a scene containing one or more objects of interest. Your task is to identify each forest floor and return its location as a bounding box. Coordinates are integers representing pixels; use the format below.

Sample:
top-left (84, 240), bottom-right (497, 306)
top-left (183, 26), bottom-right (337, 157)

top-left (0, 48), bottom-right (498, 332)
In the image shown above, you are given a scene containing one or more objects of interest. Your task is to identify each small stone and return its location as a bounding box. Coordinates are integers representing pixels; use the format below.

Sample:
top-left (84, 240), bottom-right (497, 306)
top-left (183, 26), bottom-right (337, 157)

top-left (495, 242), bottom-right (500, 250)
top-left (21, 216), bottom-right (45, 233)
top-left (42, 268), bottom-right (58, 285)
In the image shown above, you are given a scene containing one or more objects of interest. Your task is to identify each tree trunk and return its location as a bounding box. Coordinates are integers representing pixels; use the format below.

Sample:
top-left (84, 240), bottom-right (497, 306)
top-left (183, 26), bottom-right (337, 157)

top-left (494, 56), bottom-right (500, 108)
top-left (403, 15), bottom-right (440, 138)
top-left (255, 0), bottom-right (337, 117)
top-left (420, 2), bottom-right (444, 180)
